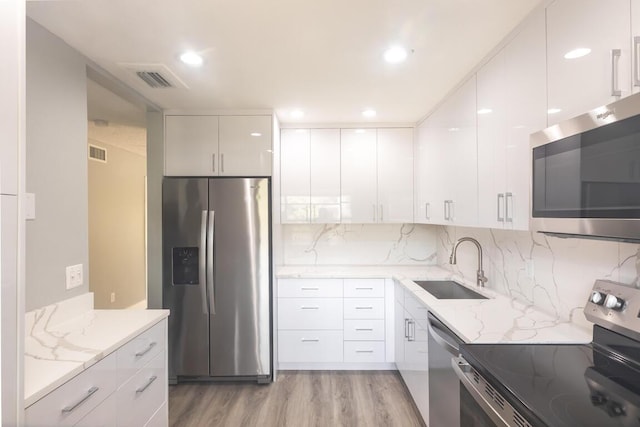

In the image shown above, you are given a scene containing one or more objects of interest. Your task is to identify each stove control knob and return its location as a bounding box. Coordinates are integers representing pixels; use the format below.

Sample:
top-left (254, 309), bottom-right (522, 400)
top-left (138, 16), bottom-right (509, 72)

top-left (604, 294), bottom-right (625, 311)
top-left (590, 291), bottom-right (605, 305)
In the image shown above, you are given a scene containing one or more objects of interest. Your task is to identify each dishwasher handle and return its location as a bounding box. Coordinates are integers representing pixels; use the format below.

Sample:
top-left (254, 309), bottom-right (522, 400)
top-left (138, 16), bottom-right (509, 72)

top-left (427, 312), bottom-right (461, 356)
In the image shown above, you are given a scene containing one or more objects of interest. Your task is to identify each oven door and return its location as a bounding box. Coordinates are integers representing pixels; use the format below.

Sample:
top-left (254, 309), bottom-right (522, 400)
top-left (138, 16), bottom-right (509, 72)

top-left (453, 357), bottom-right (528, 427)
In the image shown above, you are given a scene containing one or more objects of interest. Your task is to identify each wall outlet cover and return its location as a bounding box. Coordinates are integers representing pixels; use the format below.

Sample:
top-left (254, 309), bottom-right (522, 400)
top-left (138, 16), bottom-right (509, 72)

top-left (65, 264), bottom-right (83, 289)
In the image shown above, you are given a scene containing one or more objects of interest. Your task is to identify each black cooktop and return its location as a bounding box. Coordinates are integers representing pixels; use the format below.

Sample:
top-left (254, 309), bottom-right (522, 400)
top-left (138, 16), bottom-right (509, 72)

top-left (461, 326), bottom-right (640, 427)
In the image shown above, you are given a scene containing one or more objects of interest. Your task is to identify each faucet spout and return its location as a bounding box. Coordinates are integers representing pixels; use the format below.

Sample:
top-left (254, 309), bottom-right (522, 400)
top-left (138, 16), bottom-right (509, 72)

top-left (449, 237), bottom-right (488, 287)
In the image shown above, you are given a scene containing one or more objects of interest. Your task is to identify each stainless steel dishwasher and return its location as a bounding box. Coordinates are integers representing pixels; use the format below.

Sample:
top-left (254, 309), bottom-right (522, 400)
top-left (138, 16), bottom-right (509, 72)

top-left (427, 312), bottom-right (463, 427)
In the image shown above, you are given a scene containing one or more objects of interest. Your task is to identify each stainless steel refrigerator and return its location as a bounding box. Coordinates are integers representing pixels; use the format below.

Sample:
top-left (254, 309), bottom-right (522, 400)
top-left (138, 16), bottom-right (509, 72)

top-left (162, 177), bottom-right (271, 383)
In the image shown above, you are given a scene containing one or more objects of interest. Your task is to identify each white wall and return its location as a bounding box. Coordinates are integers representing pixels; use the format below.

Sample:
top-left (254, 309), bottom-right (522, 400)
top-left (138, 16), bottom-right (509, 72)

top-left (282, 224), bottom-right (438, 265)
top-left (437, 226), bottom-right (640, 330)
top-left (25, 19), bottom-right (89, 311)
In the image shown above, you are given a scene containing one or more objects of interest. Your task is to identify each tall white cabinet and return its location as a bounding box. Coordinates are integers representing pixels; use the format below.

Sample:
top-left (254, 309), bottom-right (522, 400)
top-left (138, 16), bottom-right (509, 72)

top-left (477, 8), bottom-right (547, 230)
top-left (546, 0), bottom-right (631, 125)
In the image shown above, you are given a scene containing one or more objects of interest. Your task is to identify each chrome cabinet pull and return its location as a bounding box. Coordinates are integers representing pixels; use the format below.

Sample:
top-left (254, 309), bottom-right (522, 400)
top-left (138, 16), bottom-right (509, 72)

top-left (355, 306), bottom-right (373, 310)
top-left (355, 328), bottom-right (374, 331)
top-left (136, 375), bottom-right (157, 394)
top-left (212, 154), bottom-right (216, 172)
top-left (404, 319), bottom-right (409, 338)
top-left (135, 341), bottom-right (157, 358)
top-left (355, 287), bottom-right (373, 290)
top-left (612, 49), bottom-right (622, 96)
top-left (301, 287), bottom-right (319, 291)
top-left (380, 205), bottom-right (384, 222)
top-left (372, 204), bottom-right (376, 222)
top-left (444, 200), bottom-right (449, 220)
top-left (301, 338), bottom-right (319, 342)
top-left (356, 350), bottom-right (374, 353)
top-left (221, 154), bottom-right (225, 173)
top-left (61, 386), bottom-right (99, 413)
top-left (635, 37), bottom-right (640, 87)
top-left (408, 320), bottom-right (415, 341)
top-left (301, 306), bottom-right (320, 310)
top-left (425, 202), bottom-right (430, 220)
top-left (497, 193), bottom-right (504, 222)
top-left (505, 192), bottom-right (513, 223)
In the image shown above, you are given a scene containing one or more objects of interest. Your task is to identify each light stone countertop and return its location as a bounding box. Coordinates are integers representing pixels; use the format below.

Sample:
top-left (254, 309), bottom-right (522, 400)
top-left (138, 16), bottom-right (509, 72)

top-left (24, 293), bottom-right (169, 407)
top-left (277, 265), bottom-right (593, 344)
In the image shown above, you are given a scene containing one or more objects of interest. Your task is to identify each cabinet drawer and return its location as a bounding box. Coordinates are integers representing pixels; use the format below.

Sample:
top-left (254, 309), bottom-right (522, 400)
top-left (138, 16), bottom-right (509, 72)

top-left (344, 341), bottom-right (386, 363)
top-left (344, 319), bottom-right (385, 341)
top-left (344, 279), bottom-right (384, 298)
top-left (117, 351), bottom-right (166, 427)
top-left (117, 319), bottom-right (166, 387)
top-left (74, 392), bottom-right (116, 427)
top-left (25, 352), bottom-right (117, 427)
top-left (278, 330), bottom-right (343, 363)
top-left (344, 298), bottom-right (385, 319)
top-left (145, 401), bottom-right (168, 427)
top-left (278, 279), bottom-right (343, 298)
top-left (278, 298), bottom-right (343, 330)
top-left (404, 293), bottom-right (429, 325)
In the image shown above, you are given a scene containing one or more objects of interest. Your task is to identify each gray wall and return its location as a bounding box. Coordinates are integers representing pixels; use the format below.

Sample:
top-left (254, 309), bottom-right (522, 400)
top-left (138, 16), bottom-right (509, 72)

top-left (146, 111), bottom-right (164, 309)
top-left (26, 19), bottom-right (89, 311)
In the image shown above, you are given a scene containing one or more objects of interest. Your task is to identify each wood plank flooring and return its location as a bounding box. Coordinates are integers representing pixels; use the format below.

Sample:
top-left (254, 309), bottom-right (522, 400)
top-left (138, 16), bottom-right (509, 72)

top-left (169, 371), bottom-right (426, 427)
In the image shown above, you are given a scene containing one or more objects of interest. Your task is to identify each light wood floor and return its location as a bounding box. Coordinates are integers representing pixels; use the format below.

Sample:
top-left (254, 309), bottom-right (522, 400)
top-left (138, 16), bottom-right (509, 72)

top-left (169, 371), bottom-right (426, 427)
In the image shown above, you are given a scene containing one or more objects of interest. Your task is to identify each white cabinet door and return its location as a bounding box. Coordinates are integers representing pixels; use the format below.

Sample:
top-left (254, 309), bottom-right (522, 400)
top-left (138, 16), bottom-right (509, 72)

top-left (280, 129), bottom-right (310, 223)
top-left (403, 309), bottom-right (429, 423)
top-left (447, 77), bottom-right (478, 227)
top-left (477, 49), bottom-right (507, 230)
top-left (504, 8), bottom-right (547, 230)
top-left (165, 116), bottom-right (219, 176)
top-left (547, 0), bottom-right (631, 125)
top-left (416, 117), bottom-right (446, 224)
top-left (377, 128), bottom-right (414, 223)
top-left (218, 115), bottom-right (272, 176)
top-left (310, 129), bottom-right (341, 223)
top-left (340, 129), bottom-right (377, 223)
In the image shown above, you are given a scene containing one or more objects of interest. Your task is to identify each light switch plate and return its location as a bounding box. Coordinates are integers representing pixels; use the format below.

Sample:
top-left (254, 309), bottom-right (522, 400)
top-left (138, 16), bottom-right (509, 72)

top-left (65, 264), bottom-right (83, 289)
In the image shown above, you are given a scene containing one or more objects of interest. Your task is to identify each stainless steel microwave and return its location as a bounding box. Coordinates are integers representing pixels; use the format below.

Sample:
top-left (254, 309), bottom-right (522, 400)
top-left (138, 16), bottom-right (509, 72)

top-left (530, 93), bottom-right (640, 243)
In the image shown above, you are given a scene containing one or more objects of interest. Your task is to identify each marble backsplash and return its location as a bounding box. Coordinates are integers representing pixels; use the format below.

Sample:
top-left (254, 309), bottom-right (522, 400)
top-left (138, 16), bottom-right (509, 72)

top-left (438, 226), bottom-right (640, 330)
top-left (281, 223), bottom-right (438, 266)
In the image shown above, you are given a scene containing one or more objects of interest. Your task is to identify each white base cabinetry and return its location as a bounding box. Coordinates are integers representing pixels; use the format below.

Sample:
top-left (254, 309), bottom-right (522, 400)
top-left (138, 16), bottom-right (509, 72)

top-left (277, 278), bottom-right (394, 369)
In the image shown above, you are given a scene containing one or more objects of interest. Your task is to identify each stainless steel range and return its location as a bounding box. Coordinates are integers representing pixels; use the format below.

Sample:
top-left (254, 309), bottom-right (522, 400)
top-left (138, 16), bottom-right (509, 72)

top-left (454, 279), bottom-right (640, 427)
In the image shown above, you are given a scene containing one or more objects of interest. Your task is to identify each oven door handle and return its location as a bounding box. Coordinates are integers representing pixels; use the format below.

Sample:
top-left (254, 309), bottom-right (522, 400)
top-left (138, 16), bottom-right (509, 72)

top-left (452, 357), bottom-right (513, 427)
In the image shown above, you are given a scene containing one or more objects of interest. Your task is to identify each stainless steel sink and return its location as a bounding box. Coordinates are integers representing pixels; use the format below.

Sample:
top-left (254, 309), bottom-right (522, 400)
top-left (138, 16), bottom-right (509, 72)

top-left (413, 280), bottom-right (487, 300)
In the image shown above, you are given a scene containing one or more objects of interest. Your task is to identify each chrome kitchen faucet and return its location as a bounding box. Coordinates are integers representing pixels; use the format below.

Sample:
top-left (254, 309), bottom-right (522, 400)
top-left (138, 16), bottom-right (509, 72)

top-left (449, 237), bottom-right (488, 287)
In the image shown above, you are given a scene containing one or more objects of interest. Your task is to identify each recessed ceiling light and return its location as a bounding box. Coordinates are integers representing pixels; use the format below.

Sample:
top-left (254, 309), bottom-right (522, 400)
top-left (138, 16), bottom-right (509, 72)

top-left (355, 129), bottom-right (366, 133)
top-left (477, 108), bottom-right (493, 115)
top-left (180, 51), bottom-right (203, 66)
top-left (547, 108), bottom-right (562, 114)
top-left (290, 110), bottom-right (305, 119)
top-left (384, 46), bottom-right (408, 64)
top-left (250, 132), bottom-right (262, 137)
top-left (564, 48), bottom-right (591, 59)
top-left (362, 109), bottom-right (377, 118)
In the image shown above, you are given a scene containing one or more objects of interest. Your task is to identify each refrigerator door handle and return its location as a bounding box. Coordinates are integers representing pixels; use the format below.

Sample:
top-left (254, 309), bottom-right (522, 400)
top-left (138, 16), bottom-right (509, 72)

top-left (200, 210), bottom-right (209, 314)
top-left (207, 210), bottom-right (216, 314)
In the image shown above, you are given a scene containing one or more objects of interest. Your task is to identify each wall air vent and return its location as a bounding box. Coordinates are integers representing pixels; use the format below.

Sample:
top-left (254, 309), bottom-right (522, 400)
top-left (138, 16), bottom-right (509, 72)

top-left (118, 63), bottom-right (189, 90)
top-left (89, 144), bottom-right (107, 163)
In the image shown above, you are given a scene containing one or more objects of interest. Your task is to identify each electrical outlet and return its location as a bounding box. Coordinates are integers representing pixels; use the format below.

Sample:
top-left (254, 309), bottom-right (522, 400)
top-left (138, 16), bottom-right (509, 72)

top-left (110, 292), bottom-right (116, 303)
top-left (65, 264), bottom-right (84, 289)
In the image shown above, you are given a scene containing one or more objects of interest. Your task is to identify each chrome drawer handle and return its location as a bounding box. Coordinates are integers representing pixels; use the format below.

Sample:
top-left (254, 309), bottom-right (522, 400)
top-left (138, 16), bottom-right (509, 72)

top-left (301, 338), bottom-right (319, 342)
top-left (301, 306), bottom-right (319, 310)
top-left (356, 350), bottom-right (374, 353)
top-left (355, 328), bottom-right (373, 331)
top-left (355, 287), bottom-right (373, 290)
top-left (301, 287), bottom-right (319, 291)
top-left (61, 386), bottom-right (99, 413)
top-left (136, 375), bottom-right (157, 394)
top-left (355, 306), bottom-right (373, 309)
top-left (135, 341), bottom-right (157, 357)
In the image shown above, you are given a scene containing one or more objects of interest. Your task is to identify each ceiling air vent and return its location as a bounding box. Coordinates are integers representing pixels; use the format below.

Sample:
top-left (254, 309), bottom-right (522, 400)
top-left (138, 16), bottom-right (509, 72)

top-left (89, 144), bottom-right (107, 163)
top-left (118, 63), bottom-right (188, 90)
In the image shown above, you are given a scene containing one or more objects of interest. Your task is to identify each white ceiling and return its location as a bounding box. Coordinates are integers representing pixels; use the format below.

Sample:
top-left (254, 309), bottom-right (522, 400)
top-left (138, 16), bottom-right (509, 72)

top-left (27, 0), bottom-right (542, 124)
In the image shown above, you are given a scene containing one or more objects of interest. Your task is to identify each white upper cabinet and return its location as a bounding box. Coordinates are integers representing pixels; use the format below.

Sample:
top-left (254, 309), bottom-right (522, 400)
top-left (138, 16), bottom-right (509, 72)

top-left (477, 8), bottom-right (546, 230)
top-left (341, 129), bottom-right (378, 223)
top-left (546, 0), bottom-right (631, 125)
top-left (165, 115), bottom-right (219, 176)
top-left (633, 1), bottom-right (640, 93)
top-left (218, 115), bottom-right (272, 176)
top-left (310, 129), bottom-right (341, 223)
top-left (415, 116), bottom-right (446, 224)
top-left (280, 129), bottom-right (311, 223)
top-left (377, 128), bottom-right (414, 223)
top-left (165, 115), bottom-right (272, 177)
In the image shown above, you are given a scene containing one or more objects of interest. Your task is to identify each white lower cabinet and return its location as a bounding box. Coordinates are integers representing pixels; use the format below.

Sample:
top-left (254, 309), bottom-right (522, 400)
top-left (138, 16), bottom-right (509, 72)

top-left (25, 319), bottom-right (168, 427)
top-left (277, 278), bottom-right (390, 368)
top-left (394, 281), bottom-right (429, 424)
